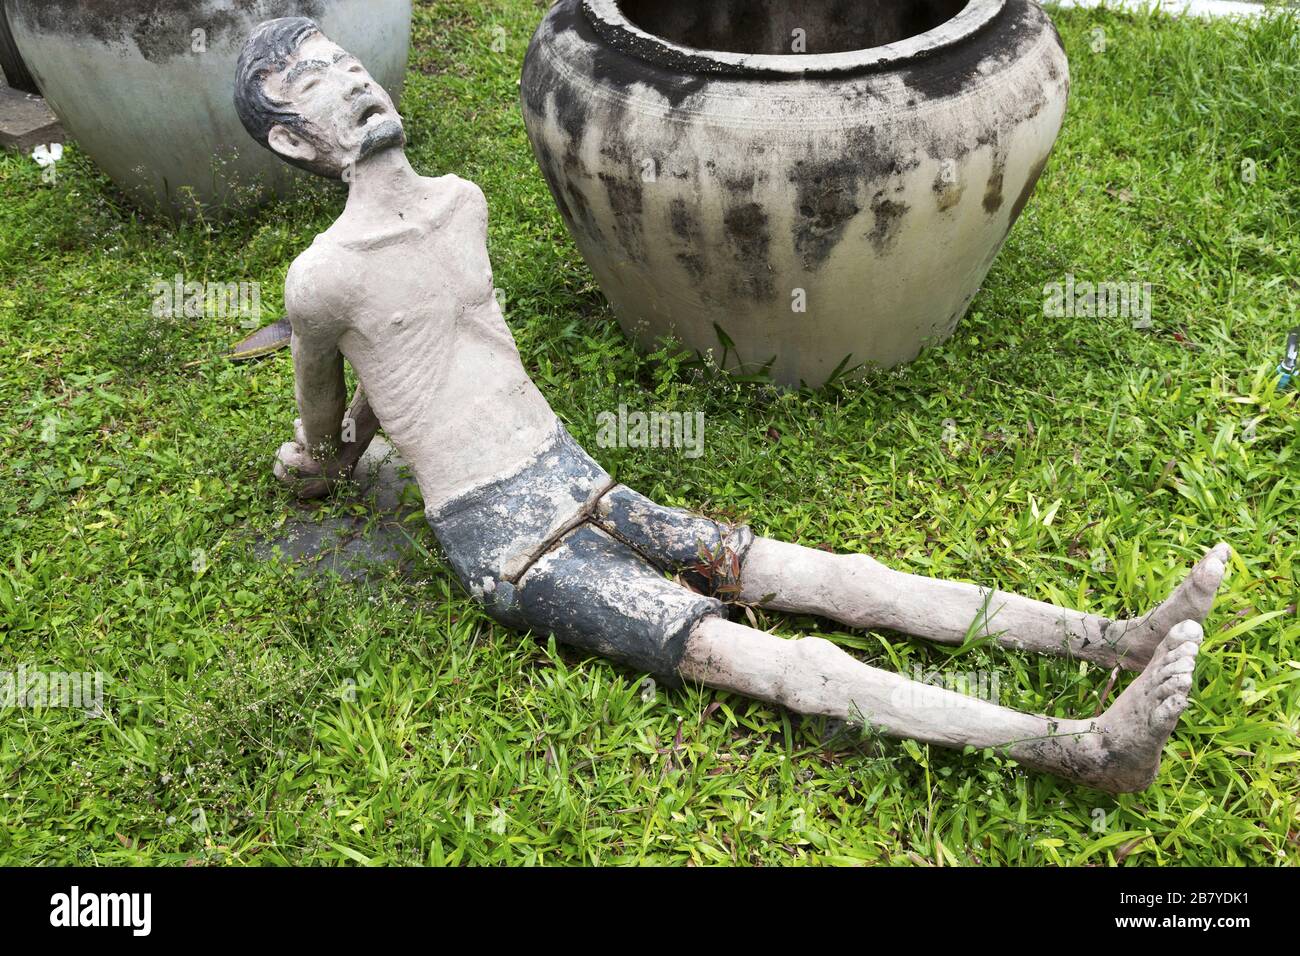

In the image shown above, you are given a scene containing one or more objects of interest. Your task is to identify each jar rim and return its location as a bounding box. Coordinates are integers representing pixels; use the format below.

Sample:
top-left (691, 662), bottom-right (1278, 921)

top-left (581, 0), bottom-right (1008, 78)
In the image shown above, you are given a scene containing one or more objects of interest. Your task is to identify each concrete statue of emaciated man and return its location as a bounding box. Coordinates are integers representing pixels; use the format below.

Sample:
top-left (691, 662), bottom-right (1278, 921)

top-left (234, 18), bottom-right (1231, 793)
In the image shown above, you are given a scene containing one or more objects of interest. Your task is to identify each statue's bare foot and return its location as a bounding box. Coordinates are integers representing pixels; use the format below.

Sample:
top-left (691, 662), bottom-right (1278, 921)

top-left (1011, 620), bottom-right (1203, 792)
top-left (1102, 544), bottom-right (1228, 669)
top-left (1088, 619), bottom-right (1202, 790)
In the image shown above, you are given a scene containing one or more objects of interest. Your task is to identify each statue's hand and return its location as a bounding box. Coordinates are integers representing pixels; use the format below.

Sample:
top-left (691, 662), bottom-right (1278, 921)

top-left (272, 419), bottom-right (358, 499)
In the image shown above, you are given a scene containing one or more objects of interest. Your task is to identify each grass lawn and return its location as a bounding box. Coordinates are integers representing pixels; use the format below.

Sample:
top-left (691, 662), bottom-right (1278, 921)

top-left (0, 1), bottom-right (1297, 866)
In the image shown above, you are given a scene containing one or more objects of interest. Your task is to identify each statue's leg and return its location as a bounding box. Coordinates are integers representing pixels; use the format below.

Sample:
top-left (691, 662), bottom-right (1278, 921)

top-left (679, 615), bottom-right (1204, 793)
top-left (739, 538), bottom-right (1228, 670)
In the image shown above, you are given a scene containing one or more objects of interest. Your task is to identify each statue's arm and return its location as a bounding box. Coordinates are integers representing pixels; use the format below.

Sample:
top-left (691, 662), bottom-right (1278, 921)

top-left (290, 327), bottom-right (347, 460)
top-left (272, 249), bottom-right (357, 497)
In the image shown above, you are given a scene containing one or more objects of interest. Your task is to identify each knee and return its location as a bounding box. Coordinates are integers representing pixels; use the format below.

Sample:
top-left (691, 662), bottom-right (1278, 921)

top-left (832, 553), bottom-right (895, 627)
top-left (841, 552), bottom-right (893, 585)
top-left (790, 634), bottom-right (853, 671)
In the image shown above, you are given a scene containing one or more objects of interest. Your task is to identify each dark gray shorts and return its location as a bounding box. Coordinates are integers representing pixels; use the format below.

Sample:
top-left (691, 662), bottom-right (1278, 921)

top-left (426, 424), bottom-right (752, 684)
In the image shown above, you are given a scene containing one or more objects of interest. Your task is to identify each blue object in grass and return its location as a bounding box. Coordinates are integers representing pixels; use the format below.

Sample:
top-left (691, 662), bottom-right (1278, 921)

top-left (1279, 328), bottom-right (1299, 391)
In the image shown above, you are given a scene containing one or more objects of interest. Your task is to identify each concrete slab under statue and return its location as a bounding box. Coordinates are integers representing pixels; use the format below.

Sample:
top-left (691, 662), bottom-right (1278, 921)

top-left (253, 437), bottom-right (422, 583)
top-left (234, 14), bottom-right (1233, 793)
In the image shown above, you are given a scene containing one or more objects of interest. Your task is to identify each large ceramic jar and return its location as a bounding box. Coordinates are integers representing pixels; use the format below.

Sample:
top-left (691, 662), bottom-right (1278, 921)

top-left (521, 0), bottom-right (1069, 386)
top-left (5, 0), bottom-right (411, 218)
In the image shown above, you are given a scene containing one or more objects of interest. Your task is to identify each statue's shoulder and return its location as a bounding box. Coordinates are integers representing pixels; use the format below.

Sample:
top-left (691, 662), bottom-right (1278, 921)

top-left (425, 173), bottom-right (487, 219)
top-left (284, 237), bottom-right (351, 335)
top-left (286, 239), bottom-right (336, 297)
top-left (426, 172), bottom-right (484, 200)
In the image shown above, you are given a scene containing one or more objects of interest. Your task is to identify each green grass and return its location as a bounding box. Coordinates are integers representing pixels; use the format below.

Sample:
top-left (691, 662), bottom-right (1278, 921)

top-left (0, 1), bottom-right (1297, 865)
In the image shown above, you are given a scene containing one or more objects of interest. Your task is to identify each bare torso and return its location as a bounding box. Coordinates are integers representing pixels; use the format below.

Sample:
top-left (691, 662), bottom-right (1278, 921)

top-left (284, 173), bottom-right (558, 511)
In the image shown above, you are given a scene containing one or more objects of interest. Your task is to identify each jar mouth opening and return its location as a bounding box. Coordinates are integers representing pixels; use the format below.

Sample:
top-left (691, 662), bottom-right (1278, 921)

top-left (582, 0), bottom-right (1006, 77)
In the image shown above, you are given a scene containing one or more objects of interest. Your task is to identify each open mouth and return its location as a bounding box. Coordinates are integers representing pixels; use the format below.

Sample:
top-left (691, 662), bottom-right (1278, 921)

top-left (357, 102), bottom-right (387, 126)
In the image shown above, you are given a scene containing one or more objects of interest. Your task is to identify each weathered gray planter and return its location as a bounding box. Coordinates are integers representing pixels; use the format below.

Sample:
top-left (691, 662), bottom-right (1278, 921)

top-left (521, 0), bottom-right (1069, 386)
top-left (4, 0), bottom-right (411, 218)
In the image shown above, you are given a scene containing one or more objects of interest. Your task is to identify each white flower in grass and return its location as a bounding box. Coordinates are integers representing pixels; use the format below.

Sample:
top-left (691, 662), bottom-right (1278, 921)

top-left (32, 142), bottom-right (64, 167)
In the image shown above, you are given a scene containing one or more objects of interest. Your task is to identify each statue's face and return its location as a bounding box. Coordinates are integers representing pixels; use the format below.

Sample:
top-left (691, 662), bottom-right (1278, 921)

top-left (262, 32), bottom-right (403, 177)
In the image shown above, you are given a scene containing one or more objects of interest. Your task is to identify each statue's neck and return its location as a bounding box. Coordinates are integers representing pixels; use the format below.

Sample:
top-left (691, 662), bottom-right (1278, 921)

top-left (344, 147), bottom-right (422, 212)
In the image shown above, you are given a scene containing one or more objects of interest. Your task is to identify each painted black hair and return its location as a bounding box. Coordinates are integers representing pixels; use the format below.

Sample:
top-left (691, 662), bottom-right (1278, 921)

top-left (234, 17), bottom-right (330, 175)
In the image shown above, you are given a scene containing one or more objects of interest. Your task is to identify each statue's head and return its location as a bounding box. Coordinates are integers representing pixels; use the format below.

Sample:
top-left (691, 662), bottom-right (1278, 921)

top-left (235, 17), bottom-right (404, 180)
